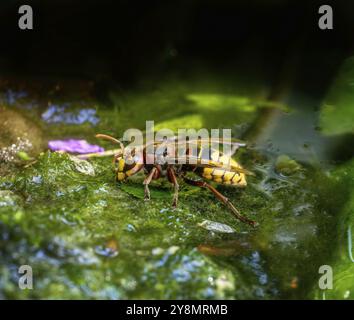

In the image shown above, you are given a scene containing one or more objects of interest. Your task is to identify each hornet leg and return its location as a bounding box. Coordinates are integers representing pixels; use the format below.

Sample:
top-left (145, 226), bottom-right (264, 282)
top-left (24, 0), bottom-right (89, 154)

top-left (167, 166), bottom-right (179, 207)
top-left (183, 177), bottom-right (257, 227)
top-left (143, 167), bottom-right (157, 201)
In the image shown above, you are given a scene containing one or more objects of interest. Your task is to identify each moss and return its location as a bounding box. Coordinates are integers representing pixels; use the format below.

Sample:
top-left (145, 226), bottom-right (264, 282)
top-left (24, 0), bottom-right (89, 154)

top-left (0, 145), bottom-right (339, 299)
top-left (275, 155), bottom-right (301, 176)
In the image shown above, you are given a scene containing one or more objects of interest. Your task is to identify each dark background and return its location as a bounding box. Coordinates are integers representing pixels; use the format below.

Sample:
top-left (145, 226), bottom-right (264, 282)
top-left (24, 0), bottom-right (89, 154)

top-left (0, 0), bottom-right (353, 93)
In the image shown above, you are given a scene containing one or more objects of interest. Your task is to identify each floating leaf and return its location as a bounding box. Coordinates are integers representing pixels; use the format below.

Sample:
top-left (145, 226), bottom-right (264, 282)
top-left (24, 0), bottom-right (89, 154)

top-left (198, 219), bottom-right (236, 233)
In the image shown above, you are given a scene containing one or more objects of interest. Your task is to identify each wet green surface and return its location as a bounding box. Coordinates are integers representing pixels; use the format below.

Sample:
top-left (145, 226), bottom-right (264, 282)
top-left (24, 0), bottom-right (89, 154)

top-left (0, 66), bottom-right (353, 299)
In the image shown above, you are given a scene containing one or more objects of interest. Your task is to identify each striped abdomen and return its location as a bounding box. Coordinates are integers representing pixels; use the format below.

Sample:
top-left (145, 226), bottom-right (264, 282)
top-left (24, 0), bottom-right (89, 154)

top-left (193, 147), bottom-right (247, 187)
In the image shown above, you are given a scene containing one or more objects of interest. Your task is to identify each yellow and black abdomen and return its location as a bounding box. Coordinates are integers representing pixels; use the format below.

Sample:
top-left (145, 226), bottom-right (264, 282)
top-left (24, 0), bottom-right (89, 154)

top-left (197, 166), bottom-right (247, 186)
top-left (194, 148), bottom-right (247, 187)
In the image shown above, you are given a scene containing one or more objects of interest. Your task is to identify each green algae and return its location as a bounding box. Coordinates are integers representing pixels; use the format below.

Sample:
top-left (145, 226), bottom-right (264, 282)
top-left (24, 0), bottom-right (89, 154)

top-left (0, 148), bottom-right (340, 299)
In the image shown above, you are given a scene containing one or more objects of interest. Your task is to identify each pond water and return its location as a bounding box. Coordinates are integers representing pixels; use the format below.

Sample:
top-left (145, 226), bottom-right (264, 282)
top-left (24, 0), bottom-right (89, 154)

top-left (0, 68), bottom-right (353, 299)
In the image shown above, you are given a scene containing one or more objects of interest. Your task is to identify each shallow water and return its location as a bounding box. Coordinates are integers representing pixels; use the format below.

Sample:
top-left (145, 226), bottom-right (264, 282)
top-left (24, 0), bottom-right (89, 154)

top-left (0, 72), bottom-right (353, 299)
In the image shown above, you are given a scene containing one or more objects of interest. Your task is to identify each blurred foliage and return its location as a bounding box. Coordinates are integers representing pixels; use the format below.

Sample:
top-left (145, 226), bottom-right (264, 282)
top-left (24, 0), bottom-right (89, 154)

top-left (320, 57), bottom-right (354, 136)
top-left (312, 159), bottom-right (354, 299)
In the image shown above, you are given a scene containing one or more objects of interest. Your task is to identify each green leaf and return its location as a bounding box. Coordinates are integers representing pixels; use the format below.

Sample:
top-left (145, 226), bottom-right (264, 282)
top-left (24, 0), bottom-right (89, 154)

top-left (319, 57), bottom-right (354, 135)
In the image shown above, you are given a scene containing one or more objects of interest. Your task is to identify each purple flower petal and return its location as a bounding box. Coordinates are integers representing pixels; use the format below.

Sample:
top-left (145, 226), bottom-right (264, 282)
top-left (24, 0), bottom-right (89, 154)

top-left (48, 139), bottom-right (104, 154)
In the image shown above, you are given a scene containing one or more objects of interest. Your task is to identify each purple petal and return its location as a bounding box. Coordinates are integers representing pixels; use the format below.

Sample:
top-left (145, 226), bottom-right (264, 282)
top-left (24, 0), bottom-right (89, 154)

top-left (48, 139), bottom-right (104, 154)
